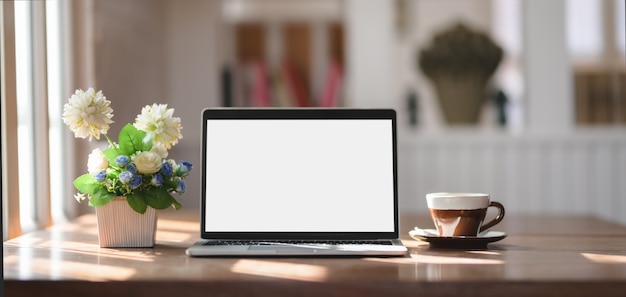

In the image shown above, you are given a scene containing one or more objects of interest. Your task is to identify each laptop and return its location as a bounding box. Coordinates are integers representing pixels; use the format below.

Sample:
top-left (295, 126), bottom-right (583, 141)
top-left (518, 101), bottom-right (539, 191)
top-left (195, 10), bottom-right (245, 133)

top-left (185, 108), bottom-right (407, 257)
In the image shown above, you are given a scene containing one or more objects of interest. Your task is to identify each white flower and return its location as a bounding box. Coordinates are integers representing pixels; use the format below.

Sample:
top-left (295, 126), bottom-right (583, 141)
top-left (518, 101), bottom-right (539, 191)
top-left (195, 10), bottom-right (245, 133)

top-left (62, 88), bottom-right (114, 141)
top-left (134, 151), bottom-right (162, 174)
top-left (150, 142), bottom-right (168, 159)
top-left (74, 192), bottom-right (87, 202)
top-left (134, 104), bottom-right (182, 149)
top-left (87, 148), bottom-right (109, 175)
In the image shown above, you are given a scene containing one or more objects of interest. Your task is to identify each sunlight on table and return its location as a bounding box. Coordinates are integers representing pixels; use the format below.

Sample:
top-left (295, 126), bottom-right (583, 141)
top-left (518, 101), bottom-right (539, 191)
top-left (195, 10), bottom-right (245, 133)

top-left (582, 252), bottom-right (626, 264)
top-left (231, 259), bottom-right (328, 282)
top-left (4, 254), bottom-right (137, 281)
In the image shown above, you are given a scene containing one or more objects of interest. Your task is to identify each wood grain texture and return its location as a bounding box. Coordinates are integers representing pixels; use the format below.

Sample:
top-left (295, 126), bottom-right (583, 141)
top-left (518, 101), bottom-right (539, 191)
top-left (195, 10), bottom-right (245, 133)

top-left (4, 210), bottom-right (626, 297)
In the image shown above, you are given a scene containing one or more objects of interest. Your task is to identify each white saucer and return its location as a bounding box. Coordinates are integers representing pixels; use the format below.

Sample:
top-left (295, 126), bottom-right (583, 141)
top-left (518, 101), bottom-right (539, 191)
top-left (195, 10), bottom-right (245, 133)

top-left (409, 227), bottom-right (507, 249)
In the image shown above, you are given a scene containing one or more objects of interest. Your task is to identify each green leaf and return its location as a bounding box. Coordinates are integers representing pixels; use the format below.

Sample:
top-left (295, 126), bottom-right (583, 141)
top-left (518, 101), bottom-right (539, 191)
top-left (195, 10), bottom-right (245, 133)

top-left (126, 193), bottom-right (148, 214)
top-left (142, 133), bottom-right (153, 152)
top-left (73, 174), bottom-right (100, 195)
top-left (144, 187), bottom-right (176, 210)
top-left (118, 124), bottom-right (147, 155)
top-left (102, 148), bottom-right (121, 166)
top-left (171, 200), bottom-right (182, 210)
top-left (88, 187), bottom-right (116, 207)
top-left (163, 178), bottom-right (178, 190)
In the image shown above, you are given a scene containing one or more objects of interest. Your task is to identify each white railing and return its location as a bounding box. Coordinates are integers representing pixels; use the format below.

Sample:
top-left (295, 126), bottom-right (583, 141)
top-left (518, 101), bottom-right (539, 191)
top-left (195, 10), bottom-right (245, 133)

top-left (398, 128), bottom-right (626, 225)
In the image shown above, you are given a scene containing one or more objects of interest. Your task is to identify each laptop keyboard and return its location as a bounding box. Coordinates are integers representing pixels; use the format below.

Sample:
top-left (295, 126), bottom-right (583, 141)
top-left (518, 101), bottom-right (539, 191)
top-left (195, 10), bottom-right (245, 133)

top-left (203, 240), bottom-right (394, 246)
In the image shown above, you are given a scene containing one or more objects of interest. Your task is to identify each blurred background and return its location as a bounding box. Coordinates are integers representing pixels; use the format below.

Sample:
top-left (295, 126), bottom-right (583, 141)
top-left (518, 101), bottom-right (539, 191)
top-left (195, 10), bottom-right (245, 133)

top-left (3, 0), bottom-right (625, 239)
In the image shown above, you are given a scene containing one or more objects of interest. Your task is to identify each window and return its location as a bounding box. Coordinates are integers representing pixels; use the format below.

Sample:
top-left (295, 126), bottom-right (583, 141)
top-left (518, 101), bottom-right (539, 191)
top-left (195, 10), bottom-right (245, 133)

top-left (616, 0), bottom-right (625, 57)
top-left (2, 0), bottom-right (71, 240)
top-left (491, 0), bottom-right (524, 132)
top-left (15, 0), bottom-right (39, 233)
top-left (566, 0), bottom-right (603, 62)
top-left (568, 0), bottom-right (626, 125)
top-left (46, 0), bottom-right (72, 223)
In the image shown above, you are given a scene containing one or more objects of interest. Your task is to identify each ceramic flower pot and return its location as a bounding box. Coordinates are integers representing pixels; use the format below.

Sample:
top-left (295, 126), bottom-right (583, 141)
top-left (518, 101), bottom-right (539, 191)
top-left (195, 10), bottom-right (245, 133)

top-left (95, 198), bottom-right (157, 248)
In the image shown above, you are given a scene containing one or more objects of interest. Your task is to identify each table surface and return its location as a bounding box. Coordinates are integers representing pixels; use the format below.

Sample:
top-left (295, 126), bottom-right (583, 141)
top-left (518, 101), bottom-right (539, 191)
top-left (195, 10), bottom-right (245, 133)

top-left (4, 210), bottom-right (626, 297)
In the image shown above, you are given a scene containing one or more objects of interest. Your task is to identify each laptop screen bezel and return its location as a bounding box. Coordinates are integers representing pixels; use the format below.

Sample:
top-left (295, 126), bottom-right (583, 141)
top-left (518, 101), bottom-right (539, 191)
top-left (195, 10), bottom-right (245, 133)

top-left (200, 108), bottom-right (399, 240)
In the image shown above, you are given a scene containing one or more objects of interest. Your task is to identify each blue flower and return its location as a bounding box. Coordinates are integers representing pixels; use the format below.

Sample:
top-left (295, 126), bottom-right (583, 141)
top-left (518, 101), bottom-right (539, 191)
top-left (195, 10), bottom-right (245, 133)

top-left (126, 163), bottom-right (138, 174)
top-left (161, 161), bottom-right (173, 177)
top-left (176, 161), bottom-right (193, 177)
top-left (151, 173), bottom-right (164, 186)
top-left (94, 171), bottom-right (107, 182)
top-left (115, 155), bottom-right (130, 167)
top-left (176, 180), bottom-right (186, 193)
top-left (129, 174), bottom-right (142, 189)
top-left (119, 171), bottom-right (132, 184)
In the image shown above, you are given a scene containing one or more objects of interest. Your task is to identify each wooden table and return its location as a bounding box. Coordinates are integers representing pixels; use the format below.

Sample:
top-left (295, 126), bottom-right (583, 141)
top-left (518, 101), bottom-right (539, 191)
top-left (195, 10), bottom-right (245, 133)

top-left (4, 210), bottom-right (626, 297)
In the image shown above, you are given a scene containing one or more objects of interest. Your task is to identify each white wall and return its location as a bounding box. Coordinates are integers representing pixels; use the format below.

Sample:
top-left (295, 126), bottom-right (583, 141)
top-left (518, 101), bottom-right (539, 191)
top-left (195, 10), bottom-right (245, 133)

top-left (91, 0), bottom-right (221, 210)
top-left (164, 0), bottom-right (221, 209)
top-left (523, 0), bottom-right (573, 134)
top-left (398, 131), bottom-right (626, 225)
top-left (344, 0), bottom-right (397, 109)
top-left (93, 0), bottom-right (166, 136)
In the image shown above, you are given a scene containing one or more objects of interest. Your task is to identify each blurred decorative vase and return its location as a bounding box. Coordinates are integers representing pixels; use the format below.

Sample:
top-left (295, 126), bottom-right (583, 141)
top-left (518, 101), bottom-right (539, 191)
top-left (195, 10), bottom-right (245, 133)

top-left (432, 75), bottom-right (489, 124)
top-left (418, 23), bottom-right (503, 124)
top-left (95, 198), bottom-right (157, 248)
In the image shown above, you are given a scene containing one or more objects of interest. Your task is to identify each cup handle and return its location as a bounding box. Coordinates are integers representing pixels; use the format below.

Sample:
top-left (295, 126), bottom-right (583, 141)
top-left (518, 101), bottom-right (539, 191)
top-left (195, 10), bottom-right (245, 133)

top-left (479, 201), bottom-right (505, 233)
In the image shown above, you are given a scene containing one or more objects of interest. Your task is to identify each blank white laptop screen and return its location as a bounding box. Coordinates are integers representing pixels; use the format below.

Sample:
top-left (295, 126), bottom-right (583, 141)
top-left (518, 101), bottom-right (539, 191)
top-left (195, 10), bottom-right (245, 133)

top-left (204, 119), bottom-right (395, 233)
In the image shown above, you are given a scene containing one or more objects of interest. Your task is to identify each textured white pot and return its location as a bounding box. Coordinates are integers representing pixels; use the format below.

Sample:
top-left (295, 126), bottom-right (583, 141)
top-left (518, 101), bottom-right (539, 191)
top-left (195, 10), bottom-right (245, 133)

top-left (95, 198), bottom-right (157, 248)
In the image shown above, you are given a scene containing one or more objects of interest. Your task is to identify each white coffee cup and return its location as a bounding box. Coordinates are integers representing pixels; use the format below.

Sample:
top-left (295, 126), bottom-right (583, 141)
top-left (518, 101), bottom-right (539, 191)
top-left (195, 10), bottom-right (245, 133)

top-left (426, 193), bottom-right (505, 237)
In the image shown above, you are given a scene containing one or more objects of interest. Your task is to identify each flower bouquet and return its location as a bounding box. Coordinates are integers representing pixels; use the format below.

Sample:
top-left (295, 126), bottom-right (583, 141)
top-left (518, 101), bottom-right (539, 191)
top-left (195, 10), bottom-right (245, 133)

top-left (63, 88), bottom-right (193, 247)
top-left (63, 88), bottom-right (192, 214)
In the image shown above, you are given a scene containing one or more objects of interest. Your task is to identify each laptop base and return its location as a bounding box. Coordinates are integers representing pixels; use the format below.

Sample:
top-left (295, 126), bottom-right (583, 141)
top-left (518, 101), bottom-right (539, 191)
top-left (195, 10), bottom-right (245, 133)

top-left (186, 239), bottom-right (408, 257)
